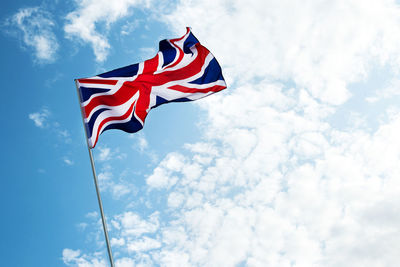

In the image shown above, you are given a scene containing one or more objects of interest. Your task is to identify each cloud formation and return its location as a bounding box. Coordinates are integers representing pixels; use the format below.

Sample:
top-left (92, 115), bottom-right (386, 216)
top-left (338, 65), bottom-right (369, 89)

top-left (63, 0), bottom-right (400, 266)
top-left (29, 108), bottom-right (50, 128)
top-left (28, 107), bottom-right (72, 144)
top-left (62, 248), bottom-right (107, 267)
top-left (164, 0), bottom-right (400, 106)
top-left (63, 157), bottom-right (74, 166)
top-left (64, 0), bottom-right (150, 62)
top-left (5, 7), bottom-right (59, 63)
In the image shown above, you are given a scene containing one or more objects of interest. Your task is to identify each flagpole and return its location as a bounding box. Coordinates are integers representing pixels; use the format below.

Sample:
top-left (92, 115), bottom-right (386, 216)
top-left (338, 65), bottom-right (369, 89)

top-left (75, 80), bottom-right (115, 267)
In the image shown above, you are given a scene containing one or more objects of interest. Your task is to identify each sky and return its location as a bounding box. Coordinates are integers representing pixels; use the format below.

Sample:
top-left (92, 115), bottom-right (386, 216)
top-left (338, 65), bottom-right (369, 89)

top-left (1, 0), bottom-right (400, 266)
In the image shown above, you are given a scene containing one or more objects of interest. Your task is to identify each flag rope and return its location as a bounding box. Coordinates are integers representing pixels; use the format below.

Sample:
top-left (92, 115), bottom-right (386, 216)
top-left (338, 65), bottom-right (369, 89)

top-left (75, 80), bottom-right (115, 267)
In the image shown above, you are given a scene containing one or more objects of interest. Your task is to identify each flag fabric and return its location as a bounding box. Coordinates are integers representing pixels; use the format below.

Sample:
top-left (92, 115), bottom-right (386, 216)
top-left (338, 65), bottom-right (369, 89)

top-left (76, 27), bottom-right (227, 148)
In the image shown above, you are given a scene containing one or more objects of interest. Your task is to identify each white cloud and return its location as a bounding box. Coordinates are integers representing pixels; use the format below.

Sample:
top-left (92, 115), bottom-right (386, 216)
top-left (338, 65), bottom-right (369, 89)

top-left (76, 222), bottom-right (88, 231)
top-left (98, 170), bottom-right (133, 199)
top-left (115, 257), bottom-right (135, 267)
top-left (116, 256), bottom-right (153, 267)
top-left (81, 148), bottom-right (135, 202)
top-left (64, 0), bottom-right (400, 266)
top-left (126, 236), bottom-right (161, 252)
top-left (146, 152), bottom-right (184, 189)
top-left (146, 1), bottom-right (400, 266)
top-left (111, 237), bottom-right (125, 247)
top-left (85, 211), bottom-right (98, 219)
top-left (167, 192), bottom-right (184, 208)
top-left (64, 0), bottom-right (150, 62)
top-left (116, 211), bottom-right (159, 237)
top-left (120, 19), bottom-right (140, 36)
top-left (97, 147), bottom-right (112, 162)
top-left (5, 7), bottom-right (58, 63)
top-left (139, 98), bottom-right (400, 267)
top-left (131, 133), bottom-right (158, 163)
top-left (137, 135), bottom-right (148, 152)
top-left (97, 146), bottom-right (127, 161)
top-left (62, 249), bottom-right (107, 267)
top-left (29, 108), bottom-right (50, 128)
top-left (28, 108), bottom-right (72, 144)
top-left (163, 0), bottom-right (400, 106)
top-left (62, 249), bottom-right (81, 263)
top-left (111, 184), bottom-right (131, 199)
top-left (63, 157), bottom-right (74, 166)
top-left (58, 129), bottom-right (70, 139)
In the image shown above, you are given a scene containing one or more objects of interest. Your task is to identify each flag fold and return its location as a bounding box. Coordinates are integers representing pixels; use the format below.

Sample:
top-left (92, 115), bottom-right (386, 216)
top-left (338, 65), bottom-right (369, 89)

top-left (76, 27), bottom-right (227, 148)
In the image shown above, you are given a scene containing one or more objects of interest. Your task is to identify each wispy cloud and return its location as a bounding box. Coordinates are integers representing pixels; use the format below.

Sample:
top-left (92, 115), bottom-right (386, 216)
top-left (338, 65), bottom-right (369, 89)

top-left (63, 157), bottom-right (74, 166)
top-left (45, 72), bottom-right (63, 88)
top-left (62, 0), bottom-right (400, 266)
top-left (62, 249), bottom-right (107, 267)
top-left (139, 47), bottom-right (156, 59)
top-left (76, 222), bottom-right (88, 231)
top-left (96, 146), bottom-right (127, 161)
top-left (131, 133), bottom-right (158, 163)
top-left (164, 0), bottom-right (400, 106)
top-left (142, 1), bottom-right (400, 265)
top-left (146, 152), bottom-right (184, 189)
top-left (97, 168), bottom-right (134, 199)
top-left (120, 19), bottom-right (140, 36)
top-left (64, 0), bottom-right (150, 62)
top-left (29, 107), bottom-right (72, 144)
top-left (29, 108), bottom-right (50, 128)
top-left (97, 147), bottom-right (112, 162)
top-left (4, 7), bottom-right (59, 63)
top-left (85, 211), bottom-right (98, 219)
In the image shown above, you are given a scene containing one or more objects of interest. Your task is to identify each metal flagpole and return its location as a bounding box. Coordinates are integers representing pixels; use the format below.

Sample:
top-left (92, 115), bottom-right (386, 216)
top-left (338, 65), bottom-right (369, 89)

top-left (75, 80), bottom-right (115, 267)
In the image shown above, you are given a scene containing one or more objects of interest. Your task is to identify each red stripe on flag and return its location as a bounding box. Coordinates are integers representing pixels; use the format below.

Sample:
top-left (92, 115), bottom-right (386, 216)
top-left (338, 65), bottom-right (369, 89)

top-left (83, 45), bottom-right (211, 122)
top-left (134, 86), bottom-right (151, 123)
top-left (165, 43), bottom-right (184, 70)
top-left (168, 84), bottom-right (226, 94)
top-left (165, 28), bottom-right (190, 70)
top-left (142, 54), bottom-right (159, 74)
top-left (92, 100), bottom-right (136, 148)
top-left (78, 79), bottom-right (118, 85)
top-left (83, 83), bottom-right (139, 117)
top-left (135, 45), bottom-right (209, 85)
top-left (169, 27), bottom-right (190, 43)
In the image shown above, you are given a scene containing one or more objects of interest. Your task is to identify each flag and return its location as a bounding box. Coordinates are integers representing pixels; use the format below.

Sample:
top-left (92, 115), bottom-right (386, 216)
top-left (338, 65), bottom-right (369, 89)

top-left (76, 27), bottom-right (227, 148)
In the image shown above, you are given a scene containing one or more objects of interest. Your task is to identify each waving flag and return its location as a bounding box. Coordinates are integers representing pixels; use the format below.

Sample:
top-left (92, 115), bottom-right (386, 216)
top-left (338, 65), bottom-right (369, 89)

top-left (76, 27), bottom-right (227, 148)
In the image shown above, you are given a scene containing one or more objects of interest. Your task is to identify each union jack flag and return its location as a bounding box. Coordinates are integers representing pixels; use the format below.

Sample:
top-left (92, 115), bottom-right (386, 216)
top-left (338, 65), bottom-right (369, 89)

top-left (76, 28), bottom-right (227, 148)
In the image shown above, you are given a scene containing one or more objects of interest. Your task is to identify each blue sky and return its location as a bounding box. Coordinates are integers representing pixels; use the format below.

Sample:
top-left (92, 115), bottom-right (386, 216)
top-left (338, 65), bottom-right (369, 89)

top-left (2, 0), bottom-right (400, 266)
top-left (0, 1), bottom-right (197, 266)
